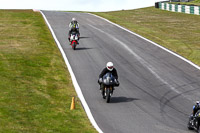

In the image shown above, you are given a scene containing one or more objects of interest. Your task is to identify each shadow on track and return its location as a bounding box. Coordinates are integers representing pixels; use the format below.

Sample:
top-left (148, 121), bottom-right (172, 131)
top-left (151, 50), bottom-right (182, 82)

top-left (75, 47), bottom-right (93, 50)
top-left (110, 97), bottom-right (140, 103)
top-left (79, 36), bottom-right (90, 39)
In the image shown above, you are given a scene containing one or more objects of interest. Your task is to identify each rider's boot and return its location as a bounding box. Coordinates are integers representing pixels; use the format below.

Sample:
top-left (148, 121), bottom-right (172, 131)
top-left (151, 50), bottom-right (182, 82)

top-left (100, 84), bottom-right (104, 91)
top-left (191, 116), bottom-right (195, 126)
top-left (68, 37), bottom-right (71, 45)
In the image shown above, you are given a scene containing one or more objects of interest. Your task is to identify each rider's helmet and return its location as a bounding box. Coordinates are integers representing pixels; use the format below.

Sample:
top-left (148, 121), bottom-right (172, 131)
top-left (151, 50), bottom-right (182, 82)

top-left (196, 101), bottom-right (200, 105)
top-left (71, 18), bottom-right (78, 27)
top-left (106, 62), bottom-right (114, 71)
top-left (72, 18), bottom-right (76, 21)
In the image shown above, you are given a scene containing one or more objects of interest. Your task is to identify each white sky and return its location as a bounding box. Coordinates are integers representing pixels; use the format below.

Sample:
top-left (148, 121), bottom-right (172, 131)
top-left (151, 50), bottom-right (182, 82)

top-left (0, 0), bottom-right (160, 12)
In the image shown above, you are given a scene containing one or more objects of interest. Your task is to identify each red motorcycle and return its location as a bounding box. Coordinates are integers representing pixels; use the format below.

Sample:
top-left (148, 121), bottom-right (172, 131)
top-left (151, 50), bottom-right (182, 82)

top-left (69, 32), bottom-right (79, 50)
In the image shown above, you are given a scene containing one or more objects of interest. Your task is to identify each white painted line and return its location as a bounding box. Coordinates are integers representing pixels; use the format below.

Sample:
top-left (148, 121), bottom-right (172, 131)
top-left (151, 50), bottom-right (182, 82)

top-left (178, 5), bottom-right (182, 13)
top-left (88, 24), bottom-right (186, 98)
top-left (161, 3), bottom-right (165, 10)
top-left (194, 6), bottom-right (199, 15)
top-left (185, 6), bottom-right (190, 14)
top-left (88, 13), bottom-right (200, 71)
top-left (88, 13), bottom-right (200, 101)
top-left (172, 4), bottom-right (175, 12)
top-left (40, 11), bottom-right (103, 133)
top-left (166, 3), bottom-right (170, 11)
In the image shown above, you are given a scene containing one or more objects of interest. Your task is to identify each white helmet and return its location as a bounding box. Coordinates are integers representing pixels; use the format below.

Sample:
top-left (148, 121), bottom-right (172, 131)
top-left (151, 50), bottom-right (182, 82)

top-left (106, 62), bottom-right (114, 71)
top-left (72, 18), bottom-right (76, 21)
top-left (196, 101), bottom-right (200, 104)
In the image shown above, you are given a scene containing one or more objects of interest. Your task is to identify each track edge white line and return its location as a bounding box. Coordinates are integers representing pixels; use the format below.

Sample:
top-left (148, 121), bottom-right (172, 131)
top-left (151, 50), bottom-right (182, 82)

top-left (40, 11), bottom-right (103, 133)
top-left (88, 13), bottom-right (200, 70)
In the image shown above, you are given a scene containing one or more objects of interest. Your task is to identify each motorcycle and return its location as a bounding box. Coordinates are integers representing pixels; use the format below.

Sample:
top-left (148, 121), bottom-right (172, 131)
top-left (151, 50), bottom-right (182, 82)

top-left (69, 32), bottom-right (79, 50)
top-left (188, 110), bottom-right (200, 133)
top-left (100, 72), bottom-right (119, 103)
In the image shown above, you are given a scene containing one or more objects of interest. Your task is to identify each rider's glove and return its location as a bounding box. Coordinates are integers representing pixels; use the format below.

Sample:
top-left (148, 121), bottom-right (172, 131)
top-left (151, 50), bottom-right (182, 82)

top-left (98, 78), bottom-right (102, 84)
top-left (115, 79), bottom-right (120, 86)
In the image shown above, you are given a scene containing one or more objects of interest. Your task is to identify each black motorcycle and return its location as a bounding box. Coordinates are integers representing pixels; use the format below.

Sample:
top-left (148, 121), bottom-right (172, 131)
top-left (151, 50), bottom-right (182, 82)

top-left (100, 72), bottom-right (119, 103)
top-left (188, 110), bottom-right (200, 133)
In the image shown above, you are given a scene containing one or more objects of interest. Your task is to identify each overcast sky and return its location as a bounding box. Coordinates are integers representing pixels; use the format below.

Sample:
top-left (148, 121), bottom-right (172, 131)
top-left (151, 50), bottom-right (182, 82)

top-left (0, 0), bottom-right (160, 12)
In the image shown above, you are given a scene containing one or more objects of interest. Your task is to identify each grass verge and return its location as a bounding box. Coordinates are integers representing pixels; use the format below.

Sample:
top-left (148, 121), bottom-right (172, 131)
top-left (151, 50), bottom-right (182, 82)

top-left (0, 10), bottom-right (97, 133)
top-left (91, 7), bottom-right (200, 66)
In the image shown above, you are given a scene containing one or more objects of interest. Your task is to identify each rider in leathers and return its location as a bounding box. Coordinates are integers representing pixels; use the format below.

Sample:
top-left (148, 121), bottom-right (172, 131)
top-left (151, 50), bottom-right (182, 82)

top-left (191, 101), bottom-right (200, 125)
top-left (98, 62), bottom-right (119, 90)
top-left (68, 17), bottom-right (80, 40)
top-left (193, 101), bottom-right (200, 116)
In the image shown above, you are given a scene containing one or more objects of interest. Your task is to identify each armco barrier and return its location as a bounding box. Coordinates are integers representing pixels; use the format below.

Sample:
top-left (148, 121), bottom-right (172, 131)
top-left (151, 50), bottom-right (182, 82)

top-left (155, 2), bottom-right (200, 15)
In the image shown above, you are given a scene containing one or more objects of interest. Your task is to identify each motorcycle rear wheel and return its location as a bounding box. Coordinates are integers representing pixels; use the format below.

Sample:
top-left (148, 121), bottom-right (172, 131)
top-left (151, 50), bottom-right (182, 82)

top-left (73, 42), bottom-right (76, 50)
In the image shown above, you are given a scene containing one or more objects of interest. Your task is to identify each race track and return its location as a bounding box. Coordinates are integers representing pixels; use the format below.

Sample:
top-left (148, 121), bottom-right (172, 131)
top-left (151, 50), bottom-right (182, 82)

top-left (42, 11), bottom-right (200, 133)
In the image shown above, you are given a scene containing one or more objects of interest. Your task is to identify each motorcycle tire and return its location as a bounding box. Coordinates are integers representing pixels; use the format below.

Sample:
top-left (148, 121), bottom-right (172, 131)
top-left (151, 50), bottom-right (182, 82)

top-left (102, 89), bottom-right (106, 99)
top-left (198, 124), bottom-right (200, 133)
top-left (187, 118), bottom-right (193, 130)
top-left (73, 42), bottom-right (76, 50)
top-left (187, 122), bottom-right (193, 130)
top-left (106, 87), bottom-right (111, 103)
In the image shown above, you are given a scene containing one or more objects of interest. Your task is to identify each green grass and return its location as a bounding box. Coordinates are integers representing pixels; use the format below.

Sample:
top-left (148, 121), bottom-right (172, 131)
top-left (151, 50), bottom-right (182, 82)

top-left (91, 7), bottom-right (200, 66)
top-left (0, 10), bottom-right (97, 133)
top-left (1, 6), bottom-right (200, 133)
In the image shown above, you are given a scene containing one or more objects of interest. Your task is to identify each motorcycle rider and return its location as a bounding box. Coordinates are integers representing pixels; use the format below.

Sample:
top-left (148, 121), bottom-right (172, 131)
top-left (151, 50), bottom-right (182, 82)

top-left (68, 17), bottom-right (80, 41)
top-left (69, 18), bottom-right (79, 30)
top-left (98, 62), bottom-right (119, 91)
top-left (193, 101), bottom-right (200, 117)
top-left (68, 26), bottom-right (79, 44)
top-left (191, 101), bottom-right (200, 126)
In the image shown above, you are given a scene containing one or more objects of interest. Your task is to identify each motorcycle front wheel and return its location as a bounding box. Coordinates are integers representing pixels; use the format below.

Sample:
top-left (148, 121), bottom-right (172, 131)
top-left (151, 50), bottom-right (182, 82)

top-left (198, 124), bottom-right (200, 133)
top-left (106, 87), bottom-right (111, 103)
top-left (187, 120), bottom-right (193, 130)
top-left (102, 89), bottom-right (106, 99)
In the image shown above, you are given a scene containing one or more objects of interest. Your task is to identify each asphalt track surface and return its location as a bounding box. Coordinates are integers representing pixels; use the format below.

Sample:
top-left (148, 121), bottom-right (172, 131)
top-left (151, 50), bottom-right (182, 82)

top-left (42, 11), bottom-right (200, 133)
